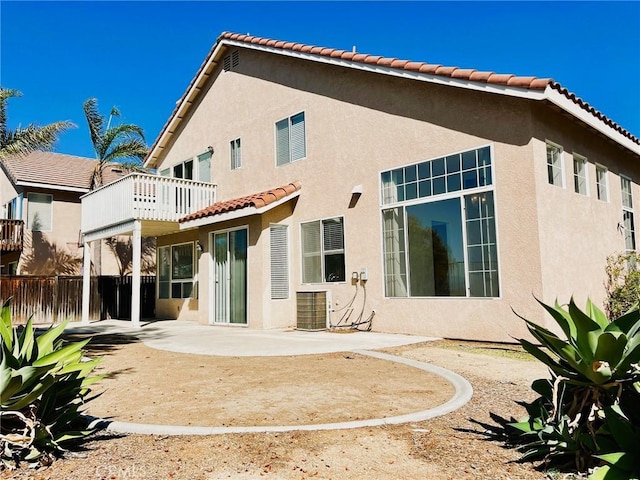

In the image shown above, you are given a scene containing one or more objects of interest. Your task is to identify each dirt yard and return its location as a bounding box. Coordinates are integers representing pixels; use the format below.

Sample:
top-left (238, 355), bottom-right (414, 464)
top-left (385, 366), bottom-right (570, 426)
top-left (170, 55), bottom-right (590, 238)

top-left (3, 334), bottom-right (552, 480)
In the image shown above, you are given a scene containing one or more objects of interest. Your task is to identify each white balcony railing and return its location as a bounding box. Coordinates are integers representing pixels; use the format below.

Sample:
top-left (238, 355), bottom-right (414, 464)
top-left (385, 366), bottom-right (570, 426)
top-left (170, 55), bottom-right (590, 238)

top-left (81, 173), bottom-right (217, 234)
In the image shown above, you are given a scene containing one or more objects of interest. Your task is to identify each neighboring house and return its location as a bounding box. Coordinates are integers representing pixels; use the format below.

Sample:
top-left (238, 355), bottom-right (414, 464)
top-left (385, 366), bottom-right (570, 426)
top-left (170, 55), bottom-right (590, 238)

top-left (0, 151), bottom-right (127, 276)
top-left (80, 32), bottom-right (640, 342)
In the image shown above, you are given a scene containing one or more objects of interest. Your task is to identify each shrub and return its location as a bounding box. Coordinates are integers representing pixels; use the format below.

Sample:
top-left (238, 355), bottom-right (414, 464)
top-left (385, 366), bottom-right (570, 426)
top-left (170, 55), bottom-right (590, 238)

top-left (605, 252), bottom-right (640, 320)
top-left (511, 298), bottom-right (640, 479)
top-left (0, 299), bottom-right (102, 469)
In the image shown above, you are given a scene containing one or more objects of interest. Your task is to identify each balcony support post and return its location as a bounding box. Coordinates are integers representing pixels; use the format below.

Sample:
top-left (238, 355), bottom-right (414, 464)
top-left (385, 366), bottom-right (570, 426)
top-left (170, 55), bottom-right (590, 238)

top-left (131, 220), bottom-right (142, 328)
top-left (81, 240), bottom-right (91, 325)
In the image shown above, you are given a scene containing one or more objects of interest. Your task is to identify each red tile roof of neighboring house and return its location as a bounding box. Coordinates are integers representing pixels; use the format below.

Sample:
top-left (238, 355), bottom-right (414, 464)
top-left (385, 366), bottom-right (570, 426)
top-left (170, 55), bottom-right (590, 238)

top-left (1, 151), bottom-right (125, 191)
top-left (180, 181), bottom-right (301, 223)
top-left (145, 32), bottom-right (638, 168)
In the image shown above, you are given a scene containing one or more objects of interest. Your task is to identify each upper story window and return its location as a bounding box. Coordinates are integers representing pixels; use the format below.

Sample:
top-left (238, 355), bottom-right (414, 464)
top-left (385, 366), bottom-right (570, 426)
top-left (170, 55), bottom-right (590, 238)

top-left (381, 146), bottom-right (492, 205)
top-left (572, 154), bottom-right (588, 195)
top-left (301, 217), bottom-right (345, 283)
top-left (381, 145), bottom-right (499, 299)
top-left (27, 193), bottom-right (52, 231)
top-left (276, 112), bottom-right (306, 166)
top-left (2, 194), bottom-right (23, 220)
top-left (230, 138), bottom-right (241, 170)
top-left (159, 149), bottom-right (212, 183)
top-left (546, 142), bottom-right (564, 187)
top-left (197, 151), bottom-right (211, 183)
top-left (596, 165), bottom-right (609, 202)
top-left (621, 176), bottom-right (635, 251)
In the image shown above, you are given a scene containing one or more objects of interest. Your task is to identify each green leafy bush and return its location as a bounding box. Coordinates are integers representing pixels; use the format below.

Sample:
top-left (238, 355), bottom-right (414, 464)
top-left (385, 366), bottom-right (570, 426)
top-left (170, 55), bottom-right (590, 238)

top-left (512, 298), bottom-right (640, 479)
top-left (605, 252), bottom-right (640, 320)
top-left (0, 299), bottom-right (102, 468)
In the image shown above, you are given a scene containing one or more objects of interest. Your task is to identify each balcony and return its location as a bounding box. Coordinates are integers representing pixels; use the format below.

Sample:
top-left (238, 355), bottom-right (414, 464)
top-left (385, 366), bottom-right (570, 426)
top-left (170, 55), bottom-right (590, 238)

top-left (81, 173), bottom-right (217, 242)
top-left (0, 219), bottom-right (24, 252)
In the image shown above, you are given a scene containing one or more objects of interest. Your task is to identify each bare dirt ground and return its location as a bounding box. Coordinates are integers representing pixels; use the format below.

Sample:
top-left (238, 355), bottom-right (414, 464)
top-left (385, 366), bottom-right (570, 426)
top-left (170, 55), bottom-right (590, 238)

top-left (3, 334), bottom-right (552, 480)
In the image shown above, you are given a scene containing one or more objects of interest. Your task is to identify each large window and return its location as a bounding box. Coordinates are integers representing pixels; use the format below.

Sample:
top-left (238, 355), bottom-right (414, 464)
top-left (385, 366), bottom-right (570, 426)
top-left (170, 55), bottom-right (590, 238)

top-left (27, 193), bottom-right (52, 231)
top-left (573, 154), bottom-right (588, 195)
top-left (622, 176), bottom-right (635, 251)
top-left (596, 165), bottom-right (609, 201)
top-left (381, 146), bottom-right (492, 205)
top-left (301, 217), bottom-right (345, 283)
top-left (276, 112), bottom-right (306, 166)
top-left (381, 146), bottom-right (499, 298)
top-left (546, 142), bottom-right (563, 187)
top-left (158, 242), bottom-right (195, 299)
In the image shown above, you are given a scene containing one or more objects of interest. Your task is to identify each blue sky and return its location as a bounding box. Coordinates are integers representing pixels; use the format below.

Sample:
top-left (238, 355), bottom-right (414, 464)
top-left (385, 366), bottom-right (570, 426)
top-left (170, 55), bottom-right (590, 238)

top-left (2, 1), bottom-right (639, 159)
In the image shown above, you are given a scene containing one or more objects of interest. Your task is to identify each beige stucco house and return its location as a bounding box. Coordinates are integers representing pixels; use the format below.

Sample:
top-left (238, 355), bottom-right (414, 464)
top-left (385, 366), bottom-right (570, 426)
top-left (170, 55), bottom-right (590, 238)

top-left (80, 32), bottom-right (640, 342)
top-left (0, 151), bottom-right (126, 276)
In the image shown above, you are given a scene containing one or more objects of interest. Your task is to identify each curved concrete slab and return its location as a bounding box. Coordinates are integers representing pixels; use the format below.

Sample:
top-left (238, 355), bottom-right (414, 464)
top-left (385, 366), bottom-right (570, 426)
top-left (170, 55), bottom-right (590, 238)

top-left (99, 349), bottom-right (473, 436)
top-left (66, 320), bottom-right (438, 356)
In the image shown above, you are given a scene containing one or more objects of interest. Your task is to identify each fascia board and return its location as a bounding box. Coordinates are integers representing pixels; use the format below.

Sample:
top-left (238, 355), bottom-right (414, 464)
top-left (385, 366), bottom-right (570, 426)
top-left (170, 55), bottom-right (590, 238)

top-left (16, 181), bottom-right (88, 193)
top-left (543, 87), bottom-right (639, 155)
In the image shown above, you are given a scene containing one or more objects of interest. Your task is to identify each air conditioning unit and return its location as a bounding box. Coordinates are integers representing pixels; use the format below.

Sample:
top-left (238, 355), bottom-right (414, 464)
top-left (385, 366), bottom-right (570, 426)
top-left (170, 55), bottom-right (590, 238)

top-left (296, 290), bottom-right (331, 331)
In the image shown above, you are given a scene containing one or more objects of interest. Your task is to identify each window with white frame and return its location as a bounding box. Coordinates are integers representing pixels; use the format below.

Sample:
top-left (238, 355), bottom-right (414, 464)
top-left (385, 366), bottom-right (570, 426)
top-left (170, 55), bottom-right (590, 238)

top-left (573, 154), bottom-right (588, 195)
top-left (301, 217), bottom-right (345, 283)
top-left (197, 151), bottom-right (211, 182)
top-left (27, 193), bottom-right (52, 231)
top-left (546, 142), bottom-right (563, 187)
top-left (158, 149), bottom-right (213, 182)
top-left (157, 242), bottom-right (195, 299)
top-left (596, 165), bottom-right (609, 201)
top-left (621, 176), bottom-right (635, 251)
top-left (270, 225), bottom-right (289, 299)
top-left (276, 112), bottom-right (306, 166)
top-left (2, 194), bottom-right (23, 220)
top-left (381, 146), bottom-right (499, 298)
top-left (230, 138), bottom-right (241, 170)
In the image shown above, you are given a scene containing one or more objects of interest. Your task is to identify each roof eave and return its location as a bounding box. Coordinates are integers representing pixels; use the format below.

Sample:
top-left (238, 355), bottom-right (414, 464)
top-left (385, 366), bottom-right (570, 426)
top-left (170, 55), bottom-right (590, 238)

top-left (144, 40), bottom-right (229, 170)
top-left (15, 180), bottom-right (89, 193)
top-left (543, 87), bottom-right (639, 156)
top-left (144, 34), bottom-right (639, 167)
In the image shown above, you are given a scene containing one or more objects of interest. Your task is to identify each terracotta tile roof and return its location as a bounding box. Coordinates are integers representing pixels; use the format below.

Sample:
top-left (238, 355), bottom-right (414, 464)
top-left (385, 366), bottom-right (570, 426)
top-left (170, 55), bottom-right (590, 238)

top-left (145, 31), bottom-right (638, 167)
top-left (1, 151), bottom-right (126, 191)
top-left (219, 32), bottom-right (639, 145)
top-left (180, 181), bottom-right (301, 223)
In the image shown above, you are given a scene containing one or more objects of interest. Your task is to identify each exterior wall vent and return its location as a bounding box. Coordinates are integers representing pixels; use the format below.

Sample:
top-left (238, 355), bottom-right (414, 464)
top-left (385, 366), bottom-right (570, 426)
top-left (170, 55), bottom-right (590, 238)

top-left (296, 290), bottom-right (330, 331)
top-left (223, 50), bottom-right (240, 72)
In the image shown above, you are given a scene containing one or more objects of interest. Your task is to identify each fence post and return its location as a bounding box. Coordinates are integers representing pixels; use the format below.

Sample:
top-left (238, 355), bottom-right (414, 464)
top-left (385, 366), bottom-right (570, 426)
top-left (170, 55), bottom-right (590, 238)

top-left (53, 275), bottom-right (59, 324)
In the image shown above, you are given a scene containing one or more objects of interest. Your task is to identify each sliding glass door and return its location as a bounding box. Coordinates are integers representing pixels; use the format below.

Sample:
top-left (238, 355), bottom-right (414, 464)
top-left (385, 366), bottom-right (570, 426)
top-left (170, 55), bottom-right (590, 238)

top-left (213, 228), bottom-right (247, 324)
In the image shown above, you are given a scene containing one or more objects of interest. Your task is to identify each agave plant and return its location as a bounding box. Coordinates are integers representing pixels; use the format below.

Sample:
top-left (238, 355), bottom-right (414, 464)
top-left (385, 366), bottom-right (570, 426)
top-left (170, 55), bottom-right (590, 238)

top-left (512, 298), bottom-right (640, 479)
top-left (0, 299), bottom-right (102, 468)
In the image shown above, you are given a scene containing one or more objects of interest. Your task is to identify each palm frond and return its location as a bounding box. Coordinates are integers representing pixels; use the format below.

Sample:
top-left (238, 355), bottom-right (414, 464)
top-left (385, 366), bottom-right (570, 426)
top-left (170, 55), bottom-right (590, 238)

top-left (0, 88), bottom-right (22, 141)
top-left (102, 138), bottom-right (148, 164)
top-left (82, 98), bottom-right (105, 158)
top-left (0, 120), bottom-right (75, 161)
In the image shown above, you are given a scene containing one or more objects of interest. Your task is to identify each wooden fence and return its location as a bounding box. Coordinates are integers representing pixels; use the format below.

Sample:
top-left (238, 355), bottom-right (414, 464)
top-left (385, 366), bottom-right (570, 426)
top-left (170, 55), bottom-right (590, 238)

top-left (0, 275), bottom-right (155, 324)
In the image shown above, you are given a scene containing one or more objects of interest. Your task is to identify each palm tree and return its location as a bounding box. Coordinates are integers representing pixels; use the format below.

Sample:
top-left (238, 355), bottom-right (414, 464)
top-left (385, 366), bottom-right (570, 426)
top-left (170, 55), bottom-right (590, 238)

top-left (83, 98), bottom-right (149, 275)
top-left (0, 87), bottom-right (74, 160)
top-left (82, 97), bottom-right (148, 188)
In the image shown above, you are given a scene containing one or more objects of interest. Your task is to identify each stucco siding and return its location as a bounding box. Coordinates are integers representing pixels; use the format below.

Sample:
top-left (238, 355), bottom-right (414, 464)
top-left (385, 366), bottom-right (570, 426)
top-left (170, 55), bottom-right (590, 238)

top-left (531, 104), bottom-right (640, 322)
top-left (150, 45), bottom-right (639, 341)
